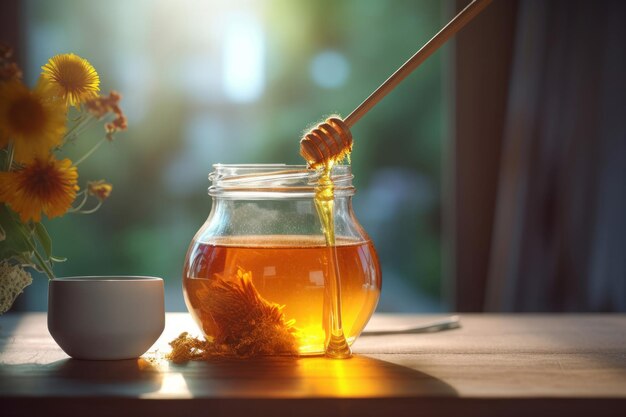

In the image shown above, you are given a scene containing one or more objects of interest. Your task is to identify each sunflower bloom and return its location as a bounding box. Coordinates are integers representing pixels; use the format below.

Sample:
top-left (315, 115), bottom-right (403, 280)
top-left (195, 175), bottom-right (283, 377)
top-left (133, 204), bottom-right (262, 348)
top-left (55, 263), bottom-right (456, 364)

top-left (0, 157), bottom-right (79, 222)
top-left (87, 180), bottom-right (112, 201)
top-left (41, 53), bottom-right (99, 107)
top-left (0, 79), bottom-right (66, 163)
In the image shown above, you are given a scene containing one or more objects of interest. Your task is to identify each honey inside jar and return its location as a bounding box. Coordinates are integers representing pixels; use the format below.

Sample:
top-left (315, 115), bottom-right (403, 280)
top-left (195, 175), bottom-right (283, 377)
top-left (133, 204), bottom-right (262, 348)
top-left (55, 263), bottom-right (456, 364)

top-left (183, 234), bottom-right (381, 355)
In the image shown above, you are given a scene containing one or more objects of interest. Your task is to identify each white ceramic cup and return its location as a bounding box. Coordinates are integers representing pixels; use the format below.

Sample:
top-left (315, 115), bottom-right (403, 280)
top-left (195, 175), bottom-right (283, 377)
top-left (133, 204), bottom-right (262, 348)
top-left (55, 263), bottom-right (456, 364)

top-left (48, 276), bottom-right (165, 360)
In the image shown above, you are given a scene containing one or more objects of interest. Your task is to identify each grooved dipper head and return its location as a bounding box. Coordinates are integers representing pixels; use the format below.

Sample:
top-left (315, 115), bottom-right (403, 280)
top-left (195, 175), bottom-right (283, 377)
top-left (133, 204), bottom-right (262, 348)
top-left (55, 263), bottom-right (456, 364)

top-left (299, 117), bottom-right (353, 168)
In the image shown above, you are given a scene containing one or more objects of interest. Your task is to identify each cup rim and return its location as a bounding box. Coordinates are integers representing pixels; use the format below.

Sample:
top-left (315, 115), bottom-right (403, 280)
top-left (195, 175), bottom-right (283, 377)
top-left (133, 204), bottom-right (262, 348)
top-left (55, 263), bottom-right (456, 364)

top-left (51, 276), bottom-right (163, 282)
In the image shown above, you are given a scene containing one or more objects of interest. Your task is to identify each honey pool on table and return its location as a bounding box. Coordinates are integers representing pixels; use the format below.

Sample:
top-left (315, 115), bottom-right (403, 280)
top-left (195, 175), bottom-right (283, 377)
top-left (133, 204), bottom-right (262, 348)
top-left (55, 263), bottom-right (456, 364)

top-left (183, 235), bottom-right (381, 355)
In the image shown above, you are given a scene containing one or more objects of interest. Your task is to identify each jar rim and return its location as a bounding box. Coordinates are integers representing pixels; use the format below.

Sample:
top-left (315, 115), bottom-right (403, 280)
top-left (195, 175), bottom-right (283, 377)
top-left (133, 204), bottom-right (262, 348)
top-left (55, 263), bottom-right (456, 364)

top-left (208, 163), bottom-right (355, 198)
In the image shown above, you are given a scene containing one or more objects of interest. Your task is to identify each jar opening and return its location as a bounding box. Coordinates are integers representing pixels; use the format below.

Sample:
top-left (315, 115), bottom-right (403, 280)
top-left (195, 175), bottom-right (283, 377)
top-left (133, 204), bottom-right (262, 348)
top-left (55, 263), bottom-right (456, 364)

top-left (208, 164), bottom-right (355, 198)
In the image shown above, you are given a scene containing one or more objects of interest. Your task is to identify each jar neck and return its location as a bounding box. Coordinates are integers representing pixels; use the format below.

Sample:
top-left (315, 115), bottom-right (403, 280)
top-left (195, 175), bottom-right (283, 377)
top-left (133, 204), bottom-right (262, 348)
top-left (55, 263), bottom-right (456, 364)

top-left (208, 164), bottom-right (355, 199)
top-left (203, 188), bottom-right (360, 241)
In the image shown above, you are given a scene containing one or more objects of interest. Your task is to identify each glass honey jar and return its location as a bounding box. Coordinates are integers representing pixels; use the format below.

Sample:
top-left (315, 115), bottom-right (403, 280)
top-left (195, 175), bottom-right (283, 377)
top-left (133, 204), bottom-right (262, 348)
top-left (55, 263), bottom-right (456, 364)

top-left (183, 164), bottom-right (381, 356)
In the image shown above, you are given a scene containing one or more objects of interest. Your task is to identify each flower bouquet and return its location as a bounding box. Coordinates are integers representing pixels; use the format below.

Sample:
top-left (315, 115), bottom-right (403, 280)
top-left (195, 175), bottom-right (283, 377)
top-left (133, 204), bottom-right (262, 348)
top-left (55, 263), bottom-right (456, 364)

top-left (0, 44), bottom-right (126, 313)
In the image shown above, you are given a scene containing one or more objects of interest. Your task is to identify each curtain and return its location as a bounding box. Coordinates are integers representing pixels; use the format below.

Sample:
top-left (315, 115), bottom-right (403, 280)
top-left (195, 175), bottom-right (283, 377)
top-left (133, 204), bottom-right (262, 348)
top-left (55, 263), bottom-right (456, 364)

top-left (486, 0), bottom-right (625, 311)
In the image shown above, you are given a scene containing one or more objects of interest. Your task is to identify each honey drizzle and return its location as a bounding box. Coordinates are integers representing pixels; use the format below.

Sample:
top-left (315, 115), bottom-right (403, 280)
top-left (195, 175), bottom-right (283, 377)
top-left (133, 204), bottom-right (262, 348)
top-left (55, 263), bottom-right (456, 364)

top-left (314, 160), bottom-right (352, 358)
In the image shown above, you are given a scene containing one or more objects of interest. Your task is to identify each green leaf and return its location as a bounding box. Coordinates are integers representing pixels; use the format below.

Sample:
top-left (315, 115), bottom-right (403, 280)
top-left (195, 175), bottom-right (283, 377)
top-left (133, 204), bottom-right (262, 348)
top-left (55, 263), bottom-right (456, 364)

top-left (34, 222), bottom-right (52, 258)
top-left (50, 256), bottom-right (67, 263)
top-left (0, 204), bottom-right (32, 258)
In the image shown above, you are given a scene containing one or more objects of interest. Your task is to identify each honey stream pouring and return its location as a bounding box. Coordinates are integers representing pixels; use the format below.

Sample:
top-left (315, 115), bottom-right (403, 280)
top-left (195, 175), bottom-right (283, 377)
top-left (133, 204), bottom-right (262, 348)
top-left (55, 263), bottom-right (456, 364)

top-left (301, 0), bottom-right (492, 358)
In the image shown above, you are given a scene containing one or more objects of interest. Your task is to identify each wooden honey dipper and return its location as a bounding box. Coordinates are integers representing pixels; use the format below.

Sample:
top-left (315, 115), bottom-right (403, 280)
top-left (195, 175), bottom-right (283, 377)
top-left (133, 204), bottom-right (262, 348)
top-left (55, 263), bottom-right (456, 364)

top-left (300, 0), bottom-right (492, 168)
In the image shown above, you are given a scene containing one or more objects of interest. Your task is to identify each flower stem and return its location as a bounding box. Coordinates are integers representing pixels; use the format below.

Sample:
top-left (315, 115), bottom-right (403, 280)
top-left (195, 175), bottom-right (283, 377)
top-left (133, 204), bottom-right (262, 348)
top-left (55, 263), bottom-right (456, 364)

top-left (19, 228), bottom-right (55, 279)
top-left (68, 190), bottom-right (88, 213)
top-left (63, 114), bottom-right (95, 143)
top-left (76, 200), bottom-right (103, 215)
top-left (73, 137), bottom-right (106, 167)
top-left (32, 246), bottom-right (55, 280)
top-left (5, 141), bottom-right (14, 171)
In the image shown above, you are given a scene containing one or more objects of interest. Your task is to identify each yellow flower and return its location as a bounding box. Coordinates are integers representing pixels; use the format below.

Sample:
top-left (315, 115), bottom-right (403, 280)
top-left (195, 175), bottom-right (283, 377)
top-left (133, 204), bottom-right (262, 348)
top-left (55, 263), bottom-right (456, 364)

top-left (41, 53), bottom-right (100, 107)
top-left (87, 180), bottom-right (112, 201)
top-left (0, 157), bottom-right (78, 222)
top-left (0, 79), bottom-right (66, 163)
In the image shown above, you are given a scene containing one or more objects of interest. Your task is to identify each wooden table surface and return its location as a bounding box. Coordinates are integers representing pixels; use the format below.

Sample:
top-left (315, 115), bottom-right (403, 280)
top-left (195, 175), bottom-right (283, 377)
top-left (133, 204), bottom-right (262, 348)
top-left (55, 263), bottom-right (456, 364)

top-left (1, 313), bottom-right (625, 417)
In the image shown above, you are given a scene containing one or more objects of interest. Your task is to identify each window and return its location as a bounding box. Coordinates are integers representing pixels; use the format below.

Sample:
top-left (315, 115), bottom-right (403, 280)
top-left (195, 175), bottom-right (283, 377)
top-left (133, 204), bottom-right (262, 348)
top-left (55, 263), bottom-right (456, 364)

top-left (14, 0), bottom-right (448, 312)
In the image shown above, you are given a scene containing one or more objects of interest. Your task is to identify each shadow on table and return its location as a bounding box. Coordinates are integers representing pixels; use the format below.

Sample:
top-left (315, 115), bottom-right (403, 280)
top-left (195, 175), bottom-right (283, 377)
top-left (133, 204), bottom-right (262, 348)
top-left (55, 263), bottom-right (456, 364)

top-left (173, 354), bottom-right (458, 398)
top-left (2, 353), bottom-right (457, 417)
top-left (0, 358), bottom-right (163, 397)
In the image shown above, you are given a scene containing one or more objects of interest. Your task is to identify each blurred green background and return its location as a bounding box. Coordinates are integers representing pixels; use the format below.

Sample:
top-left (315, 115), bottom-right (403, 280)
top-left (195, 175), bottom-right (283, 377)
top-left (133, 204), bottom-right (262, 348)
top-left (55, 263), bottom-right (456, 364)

top-left (16, 0), bottom-right (448, 312)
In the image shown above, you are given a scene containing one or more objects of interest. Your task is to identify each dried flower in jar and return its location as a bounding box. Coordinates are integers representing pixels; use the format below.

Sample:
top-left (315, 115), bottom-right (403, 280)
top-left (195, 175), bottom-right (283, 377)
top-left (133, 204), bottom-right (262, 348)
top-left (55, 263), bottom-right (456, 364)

top-left (168, 268), bottom-right (299, 362)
